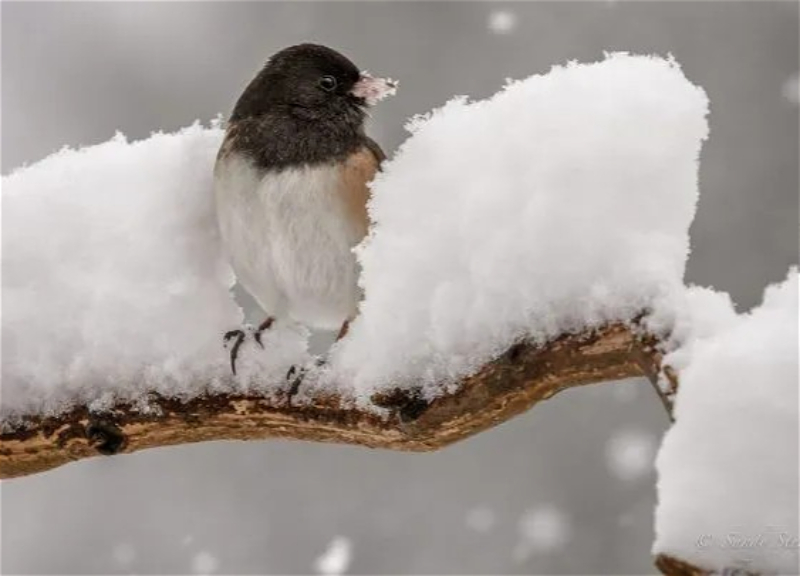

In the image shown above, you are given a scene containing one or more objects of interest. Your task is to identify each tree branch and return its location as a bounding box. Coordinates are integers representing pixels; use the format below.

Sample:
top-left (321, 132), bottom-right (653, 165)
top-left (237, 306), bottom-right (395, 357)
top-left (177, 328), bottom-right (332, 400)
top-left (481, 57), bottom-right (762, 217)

top-left (655, 554), bottom-right (712, 576)
top-left (0, 321), bottom-right (737, 575)
top-left (1, 322), bottom-right (658, 479)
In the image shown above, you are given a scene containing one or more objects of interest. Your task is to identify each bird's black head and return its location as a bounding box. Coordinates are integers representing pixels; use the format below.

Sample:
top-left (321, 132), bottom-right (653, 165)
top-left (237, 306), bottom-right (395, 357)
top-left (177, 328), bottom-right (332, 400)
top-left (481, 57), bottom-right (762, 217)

top-left (225, 44), bottom-right (396, 169)
top-left (231, 44), bottom-right (370, 122)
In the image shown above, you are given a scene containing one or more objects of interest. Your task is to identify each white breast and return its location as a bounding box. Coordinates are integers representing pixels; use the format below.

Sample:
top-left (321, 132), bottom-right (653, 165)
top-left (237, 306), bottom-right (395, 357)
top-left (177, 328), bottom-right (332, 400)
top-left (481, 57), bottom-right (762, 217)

top-left (214, 152), bottom-right (365, 330)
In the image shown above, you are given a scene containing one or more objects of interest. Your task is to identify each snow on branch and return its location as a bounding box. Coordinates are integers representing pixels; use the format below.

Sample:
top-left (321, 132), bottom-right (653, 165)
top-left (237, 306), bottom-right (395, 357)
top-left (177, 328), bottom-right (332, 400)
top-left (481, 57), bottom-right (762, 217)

top-left (653, 271), bottom-right (799, 574)
top-left (1, 53), bottom-right (796, 575)
top-left (0, 322), bottom-right (658, 479)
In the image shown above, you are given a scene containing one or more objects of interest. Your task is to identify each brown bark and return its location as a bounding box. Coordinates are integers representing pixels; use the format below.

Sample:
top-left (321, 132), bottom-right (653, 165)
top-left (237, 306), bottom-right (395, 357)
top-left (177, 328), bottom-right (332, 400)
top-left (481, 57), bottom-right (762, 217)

top-left (655, 554), bottom-right (713, 576)
top-left (1, 322), bottom-right (657, 479)
top-left (0, 321), bottom-right (721, 576)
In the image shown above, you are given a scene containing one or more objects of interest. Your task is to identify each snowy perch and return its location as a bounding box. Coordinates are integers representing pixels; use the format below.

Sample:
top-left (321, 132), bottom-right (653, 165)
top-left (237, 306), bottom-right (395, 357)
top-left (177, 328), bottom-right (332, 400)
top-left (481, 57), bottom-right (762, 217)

top-left (2, 54), bottom-right (797, 575)
top-left (0, 322), bottom-right (664, 478)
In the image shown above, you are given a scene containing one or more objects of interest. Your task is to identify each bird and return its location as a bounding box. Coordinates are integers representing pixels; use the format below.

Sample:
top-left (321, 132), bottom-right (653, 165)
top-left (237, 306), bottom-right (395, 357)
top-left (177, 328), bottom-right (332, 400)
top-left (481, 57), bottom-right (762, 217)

top-left (213, 43), bottom-right (396, 380)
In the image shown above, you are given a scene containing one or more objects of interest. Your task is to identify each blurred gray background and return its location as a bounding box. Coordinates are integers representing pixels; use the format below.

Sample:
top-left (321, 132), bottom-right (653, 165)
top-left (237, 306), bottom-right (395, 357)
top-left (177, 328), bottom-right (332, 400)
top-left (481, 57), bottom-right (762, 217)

top-left (1, 2), bottom-right (798, 575)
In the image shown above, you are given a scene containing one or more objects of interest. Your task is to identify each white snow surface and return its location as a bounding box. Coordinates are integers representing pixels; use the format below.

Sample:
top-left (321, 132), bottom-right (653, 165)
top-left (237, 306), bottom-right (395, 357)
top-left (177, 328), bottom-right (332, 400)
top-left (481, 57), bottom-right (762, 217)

top-left (1, 123), bottom-right (309, 421)
top-left (654, 269), bottom-right (799, 574)
top-left (332, 53), bottom-right (709, 398)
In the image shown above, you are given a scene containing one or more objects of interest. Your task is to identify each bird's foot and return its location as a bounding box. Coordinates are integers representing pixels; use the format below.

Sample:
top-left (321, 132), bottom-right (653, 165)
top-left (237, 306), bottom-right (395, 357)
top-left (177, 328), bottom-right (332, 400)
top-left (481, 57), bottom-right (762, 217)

top-left (284, 357), bottom-right (326, 406)
top-left (253, 316), bottom-right (275, 349)
top-left (223, 328), bottom-right (248, 376)
top-left (223, 316), bottom-right (276, 375)
top-left (285, 364), bottom-right (305, 405)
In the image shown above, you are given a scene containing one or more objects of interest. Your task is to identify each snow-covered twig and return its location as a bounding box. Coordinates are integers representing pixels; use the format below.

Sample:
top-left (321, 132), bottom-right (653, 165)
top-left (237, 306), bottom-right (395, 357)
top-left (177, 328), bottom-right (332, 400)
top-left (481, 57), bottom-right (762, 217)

top-left (0, 322), bottom-right (661, 479)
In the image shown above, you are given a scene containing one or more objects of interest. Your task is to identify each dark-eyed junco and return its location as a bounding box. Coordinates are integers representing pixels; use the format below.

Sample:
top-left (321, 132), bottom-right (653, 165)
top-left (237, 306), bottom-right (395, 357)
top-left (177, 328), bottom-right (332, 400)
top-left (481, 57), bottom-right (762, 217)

top-left (214, 43), bottom-right (397, 375)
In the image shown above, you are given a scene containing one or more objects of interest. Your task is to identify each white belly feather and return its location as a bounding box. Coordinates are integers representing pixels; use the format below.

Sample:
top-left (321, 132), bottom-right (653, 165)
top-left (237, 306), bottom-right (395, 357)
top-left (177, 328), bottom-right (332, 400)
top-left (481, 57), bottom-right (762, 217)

top-left (214, 153), bottom-right (364, 330)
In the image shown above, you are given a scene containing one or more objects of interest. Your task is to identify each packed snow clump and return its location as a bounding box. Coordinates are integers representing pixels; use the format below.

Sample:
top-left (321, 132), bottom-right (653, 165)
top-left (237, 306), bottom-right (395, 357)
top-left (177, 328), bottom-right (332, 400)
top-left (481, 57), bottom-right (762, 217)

top-left (332, 53), bottom-right (709, 398)
top-left (1, 123), bottom-right (309, 421)
top-left (654, 269), bottom-right (799, 574)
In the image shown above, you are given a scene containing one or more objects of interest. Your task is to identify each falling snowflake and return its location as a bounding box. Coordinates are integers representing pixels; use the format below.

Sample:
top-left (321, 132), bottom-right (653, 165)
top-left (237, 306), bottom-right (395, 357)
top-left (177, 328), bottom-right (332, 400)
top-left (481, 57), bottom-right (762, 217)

top-left (605, 429), bottom-right (657, 481)
top-left (488, 10), bottom-right (517, 35)
top-left (112, 543), bottom-right (135, 566)
top-left (612, 379), bottom-right (640, 403)
top-left (466, 506), bottom-right (496, 533)
top-left (315, 536), bottom-right (353, 576)
top-left (513, 505), bottom-right (571, 562)
top-left (192, 551), bottom-right (219, 575)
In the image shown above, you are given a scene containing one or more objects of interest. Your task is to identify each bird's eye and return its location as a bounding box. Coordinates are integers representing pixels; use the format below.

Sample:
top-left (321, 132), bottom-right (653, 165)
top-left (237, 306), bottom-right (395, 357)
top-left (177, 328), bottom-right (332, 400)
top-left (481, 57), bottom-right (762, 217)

top-left (318, 75), bottom-right (338, 92)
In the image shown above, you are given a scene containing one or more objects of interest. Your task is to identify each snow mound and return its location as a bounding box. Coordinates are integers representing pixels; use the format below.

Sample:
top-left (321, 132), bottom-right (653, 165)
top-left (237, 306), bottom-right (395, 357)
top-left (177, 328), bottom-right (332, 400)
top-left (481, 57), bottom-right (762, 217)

top-left (654, 269), bottom-right (799, 574)
top-left (1, 123), bottom-right (308, 421)
top-left (332, 53), bottom-right (709, 398)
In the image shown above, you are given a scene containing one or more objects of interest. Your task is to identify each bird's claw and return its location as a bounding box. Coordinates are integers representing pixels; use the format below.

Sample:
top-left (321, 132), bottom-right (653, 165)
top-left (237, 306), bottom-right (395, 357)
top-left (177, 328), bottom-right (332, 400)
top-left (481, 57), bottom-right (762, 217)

top-left (285, 364), bottom-right (305, 405)
top-left (254, 316), bottom-right (275, 350)
top-left (254, 331), bottom-right (265, 349)
top-left (222, 317), bottom-right (275, 376)
top-left (284, 357), bottom-right (326, 406)
top-left (223, 329), bottom-right (247, 375)
top-left (223, 329), bottom-right (244, 344)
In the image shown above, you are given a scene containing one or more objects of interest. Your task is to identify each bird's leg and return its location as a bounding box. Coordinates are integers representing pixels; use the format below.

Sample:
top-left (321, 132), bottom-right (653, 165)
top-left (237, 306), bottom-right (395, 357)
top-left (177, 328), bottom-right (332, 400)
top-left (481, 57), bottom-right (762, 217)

top-left (285, 364), bottom-right (305, 406)
top-left (284, 319), bottom-right (351, 405)
top-left (223, 329), bottom-right (247, 376)
top-left (284, 357), bottom-right (327, 406)
top-left (253, 316), bottom-right (276, 348)
top-left (223, 316), bottom-right (275, 376)
top-left (335, 319), bottom-right (351, 342)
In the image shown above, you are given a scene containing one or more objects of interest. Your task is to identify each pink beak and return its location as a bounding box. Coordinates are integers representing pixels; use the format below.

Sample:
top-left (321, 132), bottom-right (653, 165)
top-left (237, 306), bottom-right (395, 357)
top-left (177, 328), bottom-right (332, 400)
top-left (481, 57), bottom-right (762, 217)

top-left (350, 73), bottom-right (398, 106)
